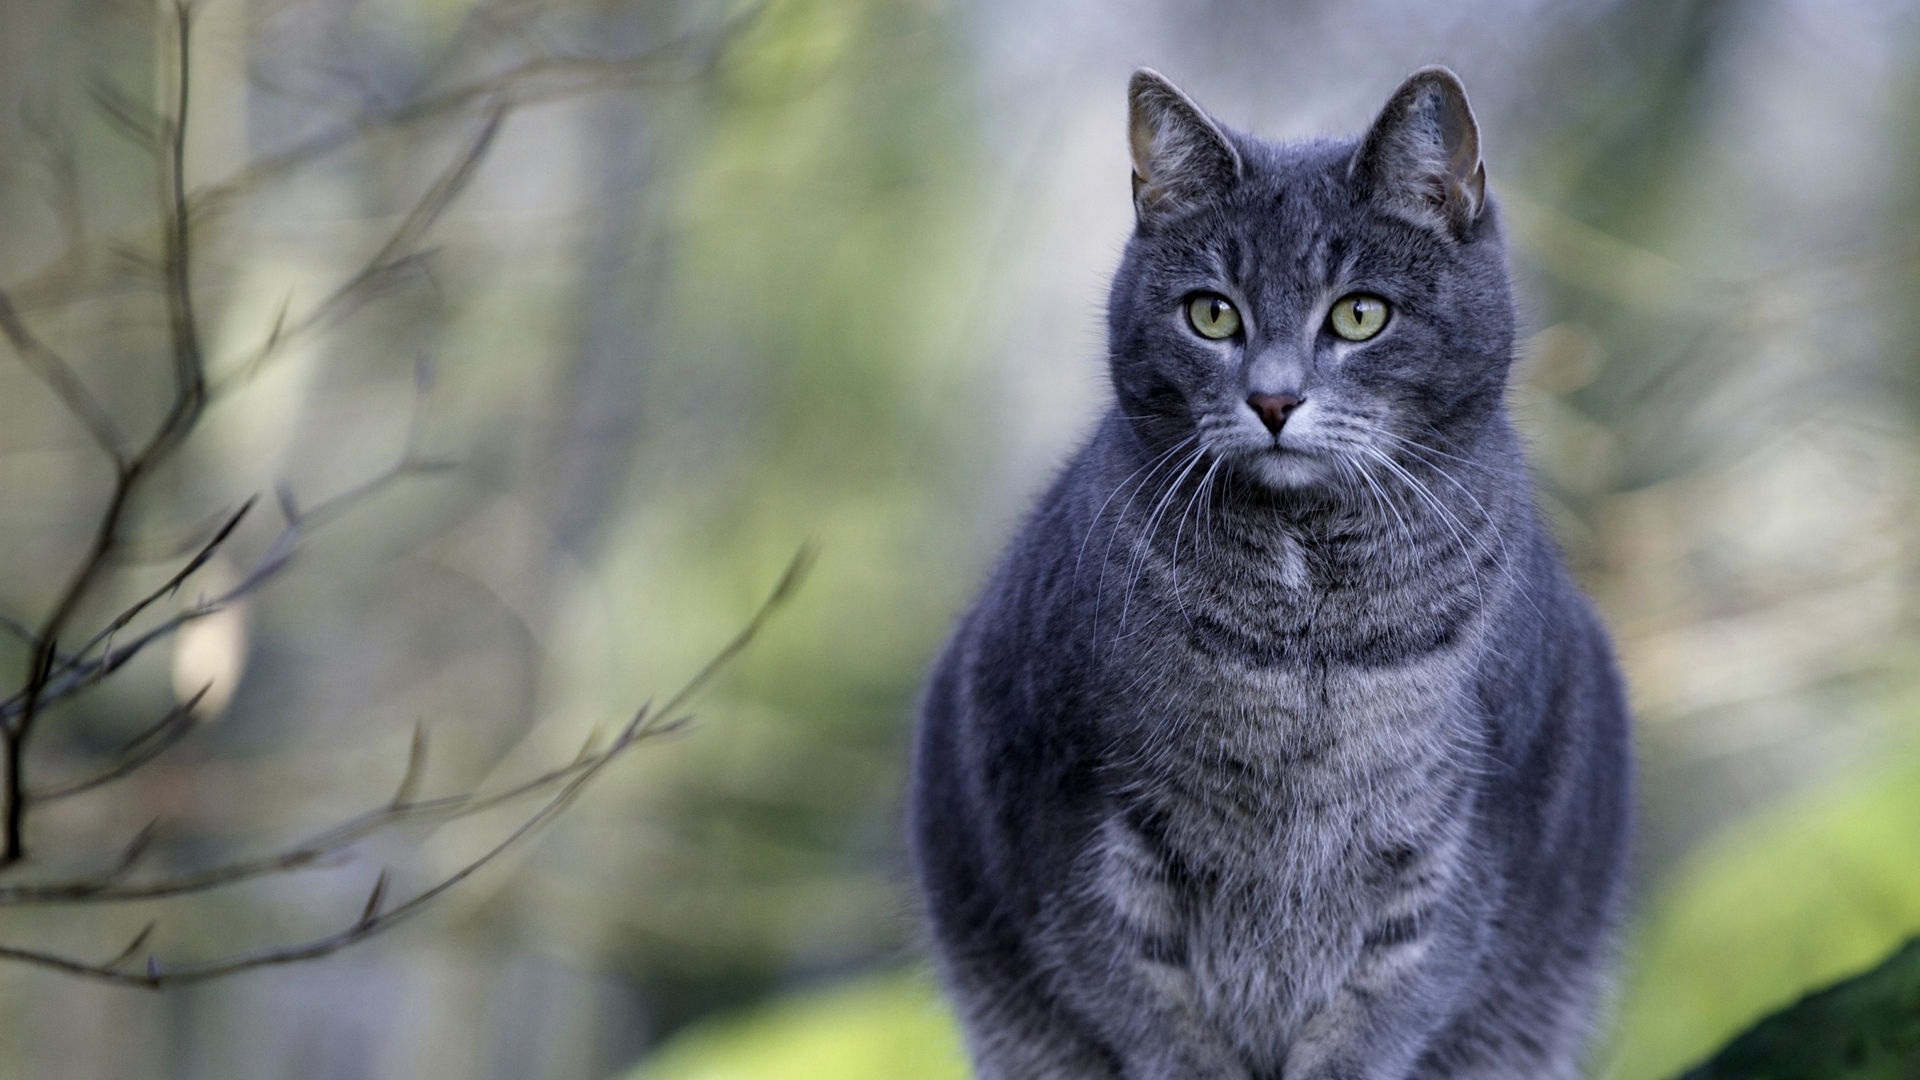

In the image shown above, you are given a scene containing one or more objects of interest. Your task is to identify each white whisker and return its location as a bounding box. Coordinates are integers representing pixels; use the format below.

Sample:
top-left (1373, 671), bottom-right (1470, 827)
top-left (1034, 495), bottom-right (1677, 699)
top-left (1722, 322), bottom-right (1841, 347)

top-left (1078, 435), bottom-right (1198, 577)
top-left (1118, 445), bottom-right (1210, 632)
top-left (1090, 436), bottom-right (1201, 625)
top-left (1360, 445), bottom-right (1489, 611)
top-left (1170, 454), bottom-right (1225, 618)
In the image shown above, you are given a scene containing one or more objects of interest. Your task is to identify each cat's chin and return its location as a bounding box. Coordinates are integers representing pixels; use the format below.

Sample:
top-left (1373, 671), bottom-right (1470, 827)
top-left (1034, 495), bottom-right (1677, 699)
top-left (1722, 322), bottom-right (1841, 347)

top-left (1238, 448), bottom-right (1336, 490)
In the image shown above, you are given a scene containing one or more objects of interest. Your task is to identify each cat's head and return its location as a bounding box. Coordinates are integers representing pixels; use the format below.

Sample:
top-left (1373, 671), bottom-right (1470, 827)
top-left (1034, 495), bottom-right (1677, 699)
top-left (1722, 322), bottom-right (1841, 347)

top-left (1106, 67), bottom-right (1515, 492)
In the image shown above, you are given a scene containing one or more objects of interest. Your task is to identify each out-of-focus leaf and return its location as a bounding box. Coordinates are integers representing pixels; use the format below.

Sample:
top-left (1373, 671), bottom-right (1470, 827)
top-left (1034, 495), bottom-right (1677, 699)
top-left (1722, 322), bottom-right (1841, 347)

top-left (619, 968), bottom-right (966, 1080)
top-left (1671, 937), bottom-right (1920, 1080)
top-left (1607, 757), bottom-right (1920, 1080)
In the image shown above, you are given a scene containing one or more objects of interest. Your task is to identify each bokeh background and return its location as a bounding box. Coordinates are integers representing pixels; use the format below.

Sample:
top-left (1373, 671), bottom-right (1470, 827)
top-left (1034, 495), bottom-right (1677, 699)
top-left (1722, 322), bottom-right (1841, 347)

top-left (1, 0), bottom-right (1918, 1076)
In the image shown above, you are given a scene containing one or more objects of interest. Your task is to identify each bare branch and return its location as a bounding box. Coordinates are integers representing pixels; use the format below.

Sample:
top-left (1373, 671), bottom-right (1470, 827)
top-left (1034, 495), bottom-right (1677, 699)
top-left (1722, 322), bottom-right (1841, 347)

top-left (0, 942), bottom-right (155, 984)
top-left (649, 542), bottom-right (816, 724)
top-left (0, 547), bottom-right (806, 906)
top-left (155, 0), bottom-right (207, 460)
top-left (0, 0), bottom-right (780, 987)
top-left (62, 498), bottom-right (254, 668)
top-left (86, 80), bottom-right (161, 154)
top-left (0, 547), bottom-right (809, 984)
top-left (0, 289), bottom-right (125, 460)
top-left (0, 5), bottom-right (216, 867)
top-left (0, 435), bottom-right (439, 729)
top-left (22, 99), bottom-right (87, 260)
top-left (390, 724), bottom-right (428, 810)
top-left (0, 5), bottom-right (770, 323)
top-left (189, 11), bottom-right (758, 219)
top-left (112, 820), bottom-right (160, 879)
top-left (103, 921), bottom-right (157, 970)
top-left (215, 106), bottom-right (506, 389)
top-left (27, 688), bottom-right (206, 804)
top-left (0, 712), bottom-right (623, 904)
top-left (357, 870), bottom-right (390, 929)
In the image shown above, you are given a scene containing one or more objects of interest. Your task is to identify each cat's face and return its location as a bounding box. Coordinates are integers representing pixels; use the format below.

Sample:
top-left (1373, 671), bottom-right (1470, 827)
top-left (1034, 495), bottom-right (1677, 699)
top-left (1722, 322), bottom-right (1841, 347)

top-left (1106, 69), bottom-right (1516, 493)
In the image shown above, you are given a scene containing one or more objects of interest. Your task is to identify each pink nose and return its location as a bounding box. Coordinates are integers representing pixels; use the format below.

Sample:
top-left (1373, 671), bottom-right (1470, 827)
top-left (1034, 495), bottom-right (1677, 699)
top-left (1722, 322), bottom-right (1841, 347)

top-left (1246, 392), bottom-right (1303, 434)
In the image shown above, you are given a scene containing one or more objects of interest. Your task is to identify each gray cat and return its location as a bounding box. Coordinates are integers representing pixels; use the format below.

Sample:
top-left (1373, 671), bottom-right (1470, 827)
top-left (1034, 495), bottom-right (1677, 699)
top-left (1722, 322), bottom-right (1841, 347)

top-left (909, 67), bottom-right (1633, 1080)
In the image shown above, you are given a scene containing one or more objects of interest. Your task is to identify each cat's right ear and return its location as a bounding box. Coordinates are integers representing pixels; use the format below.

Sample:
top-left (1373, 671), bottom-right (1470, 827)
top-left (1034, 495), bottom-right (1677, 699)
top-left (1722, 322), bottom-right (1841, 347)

top-left (1128, 69), bottom-right (1241, 225)
top-left (1350, 67), bottom-right (1486, 238)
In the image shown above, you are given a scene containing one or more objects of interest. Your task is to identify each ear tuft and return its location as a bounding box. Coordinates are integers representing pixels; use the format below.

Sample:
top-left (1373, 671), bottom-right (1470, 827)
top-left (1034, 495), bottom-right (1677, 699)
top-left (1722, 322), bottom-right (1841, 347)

top-left (1128, 69), bottom-right (1241, 224)
top-left (1350, 66), bottom-right (1485, 238)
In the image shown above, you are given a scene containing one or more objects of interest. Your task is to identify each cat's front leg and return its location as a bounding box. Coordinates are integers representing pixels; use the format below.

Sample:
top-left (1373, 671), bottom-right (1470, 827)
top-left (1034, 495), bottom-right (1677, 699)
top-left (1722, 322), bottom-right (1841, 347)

top-left (1042, 943), bottom-right (1254, 1080)
top-left (1280, 888), bottom-right (1487, 1080)
top-left (1034, 816), bottom-right (1255, 1080)
top-left (934, 916), bottom-right (1242, 1080)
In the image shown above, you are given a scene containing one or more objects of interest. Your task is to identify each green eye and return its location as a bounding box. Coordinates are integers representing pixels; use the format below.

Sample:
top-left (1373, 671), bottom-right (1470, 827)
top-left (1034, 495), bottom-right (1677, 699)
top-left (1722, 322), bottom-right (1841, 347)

top-left (1328, 294), bottom-right (1389, 341)
top-left (1186, 294), bottom-right (1241, 340)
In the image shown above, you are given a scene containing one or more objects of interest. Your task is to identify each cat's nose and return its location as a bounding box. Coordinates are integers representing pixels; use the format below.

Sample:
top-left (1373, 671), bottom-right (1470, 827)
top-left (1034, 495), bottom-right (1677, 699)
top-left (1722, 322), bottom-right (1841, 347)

top-left (1246, 392), bottom-right (1303, 434)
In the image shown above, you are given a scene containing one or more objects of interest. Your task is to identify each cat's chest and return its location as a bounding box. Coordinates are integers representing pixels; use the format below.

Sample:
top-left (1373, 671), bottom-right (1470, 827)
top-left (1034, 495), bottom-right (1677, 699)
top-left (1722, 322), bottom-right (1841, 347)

top-left (1103, 516), bottom-right (1487, 769)
top-left (1086, 641), bottom-right (1483, 1058)
top-left (1121, 646), bottom-right (1477, 867)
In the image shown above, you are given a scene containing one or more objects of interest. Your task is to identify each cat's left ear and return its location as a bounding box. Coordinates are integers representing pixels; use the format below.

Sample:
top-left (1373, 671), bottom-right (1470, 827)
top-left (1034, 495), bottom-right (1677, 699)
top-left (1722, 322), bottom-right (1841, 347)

top-left (1350, 67), bottom-right (1486, 239)
top-left (1129, 69), bottom-right (1242, 224)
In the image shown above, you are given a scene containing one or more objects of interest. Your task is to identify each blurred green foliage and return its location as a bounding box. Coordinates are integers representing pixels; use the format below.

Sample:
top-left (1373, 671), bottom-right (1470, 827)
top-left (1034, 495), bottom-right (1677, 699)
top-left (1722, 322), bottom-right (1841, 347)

top-left (622, 969), bottom-right (965, 1080)
top-left (1605, 755), bottom-right (1920, 1080)
top-left (1676, 938), bottom-right (1920, 1080)
top-left (537, 0), bottom-right (997, 1034)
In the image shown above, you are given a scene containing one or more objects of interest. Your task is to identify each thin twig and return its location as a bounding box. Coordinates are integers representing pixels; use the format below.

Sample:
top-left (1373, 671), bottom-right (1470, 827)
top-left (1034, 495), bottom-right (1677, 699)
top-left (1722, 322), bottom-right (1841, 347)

top-left (102, 921), bottom-right (157, 971)
top-left (2, 2), bottom-right (207, 867)
top-left (0, 454), bottom-right (437, 725)
top-left (87, 80), bottom-right (162, 154)
top-left (4, 351), bottom-right (443, 730)
top-left (0, 0), bottom-right (776, 985)
top-left (189, 13), bottom-right (755, 218)
top-left (0, 706), bottom-right (628, 904)
top-left (60, 499), bottom-right (254, 668)
top-left (0, 548), bottom-right (810, 984)
top-left (215, 106), bottom-right (507, 390)
top-left (0, 6), bottom-right (762, 320)
top-left (27, 688), bottom-right (207, 804)
top-left (0, 289), bottom-right (125, 459)
top-left (21, 99), bottom-right (88, 280)
top-left (155, 0), bottom-right (207, 461)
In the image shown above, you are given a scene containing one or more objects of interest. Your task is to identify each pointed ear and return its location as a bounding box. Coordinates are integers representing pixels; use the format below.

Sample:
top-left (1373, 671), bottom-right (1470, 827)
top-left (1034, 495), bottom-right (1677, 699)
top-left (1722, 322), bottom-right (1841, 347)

top-left (1350, 67), bottom-right (1486, 238)
top-left (1128, 69), bottom-right (1241, 223)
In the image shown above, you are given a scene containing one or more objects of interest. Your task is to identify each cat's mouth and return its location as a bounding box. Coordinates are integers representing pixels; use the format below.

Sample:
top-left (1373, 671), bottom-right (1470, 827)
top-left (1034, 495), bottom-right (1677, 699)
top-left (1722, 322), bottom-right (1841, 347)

top-left (1237, 441), bottom-right (1334, 489)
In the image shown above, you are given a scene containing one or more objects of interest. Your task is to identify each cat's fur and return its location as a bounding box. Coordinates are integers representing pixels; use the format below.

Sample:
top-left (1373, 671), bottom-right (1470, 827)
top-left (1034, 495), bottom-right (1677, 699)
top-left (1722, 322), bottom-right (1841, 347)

top-left (908, 67), bottom-right (1633, 1080)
